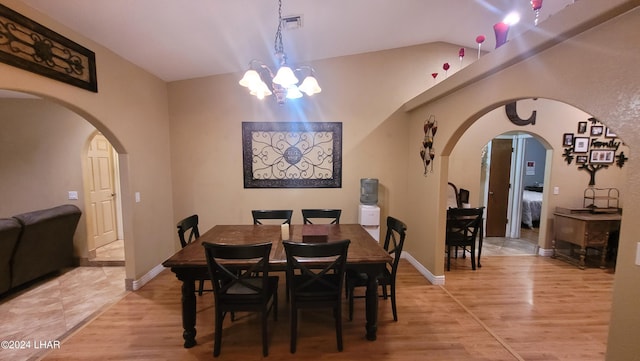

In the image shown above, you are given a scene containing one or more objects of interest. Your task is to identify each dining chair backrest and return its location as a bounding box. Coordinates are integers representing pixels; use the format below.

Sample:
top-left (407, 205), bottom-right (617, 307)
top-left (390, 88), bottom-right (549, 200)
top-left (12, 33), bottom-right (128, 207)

top-left (203, 242), bottom-right (273, 301)
top-left (301, 209), bottom-right (342, 224)
top-left (383, 216), bottom-right (407, 277)
top-left (252, 209), bottom-right (293, 225)
top-left (446, 207), bottom-right (484, 241)
top-left (177, 214), bottom-right (200, 248)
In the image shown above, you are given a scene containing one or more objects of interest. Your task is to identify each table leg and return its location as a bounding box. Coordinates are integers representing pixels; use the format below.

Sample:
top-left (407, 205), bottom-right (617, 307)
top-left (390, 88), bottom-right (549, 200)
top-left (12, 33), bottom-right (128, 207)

top-left (364, 268), bottom-right (379, 341)
top-left (477, 221), bottom-right (484, 268)
top-left (180, 278), bottom-right (197, 348)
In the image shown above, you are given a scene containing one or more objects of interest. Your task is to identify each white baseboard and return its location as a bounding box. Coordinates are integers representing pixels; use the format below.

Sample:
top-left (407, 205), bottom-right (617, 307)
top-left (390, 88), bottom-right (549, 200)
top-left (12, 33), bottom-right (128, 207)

top-left (124, 264), bottom-right (165, 291)
top-left (401, 251), bottom-right (445, 285)
top-left (538, 247), bottom-right (554, 257)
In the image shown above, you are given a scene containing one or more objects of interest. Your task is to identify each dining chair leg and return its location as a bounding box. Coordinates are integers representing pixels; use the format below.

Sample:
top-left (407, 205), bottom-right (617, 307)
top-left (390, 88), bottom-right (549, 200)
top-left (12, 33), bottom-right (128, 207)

top-left (390, 281), bottom-right (398, 321)
top-left (335, 306), bottom-right (344, 351)
top-left (348, 284), bottom-right (355, 321)
top-left (213, 310), bottom-right (224, 357)
top-left (290, 308), bottom-right (297, 353)
top-left (470, 247), bottom-right (476, 270)
top-left (446, 245), bottom-right (451, 271)
top-left (198, 279), bottom-right (204, 296)
top-left (262, 309), bottom-right (269, 356)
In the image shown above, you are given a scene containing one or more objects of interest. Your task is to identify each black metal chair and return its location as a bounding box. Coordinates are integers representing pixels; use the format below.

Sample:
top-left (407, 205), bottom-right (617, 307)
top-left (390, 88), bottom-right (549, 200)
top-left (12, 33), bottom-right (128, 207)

top-left (301, 209), bottom-right (342, 224)
top-left (251, 209), bottom-right (293, 225)
top-left (202, 242), bottom-right (279, 357)
top-left (445, 207), bottom-right (484, 271)
top-left (283, 239), bottom-right (350, 353)
top-left (177, 214), bottom-right (208, 295)
top-left (346, 216), bottom-right (407, 322)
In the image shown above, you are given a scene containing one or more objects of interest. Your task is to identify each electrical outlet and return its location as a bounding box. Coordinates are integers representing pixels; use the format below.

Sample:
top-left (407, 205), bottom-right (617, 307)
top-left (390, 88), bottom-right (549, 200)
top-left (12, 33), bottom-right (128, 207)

top-left (553, 187), bottom-right (559, 195)
top-left (135, 192), bottom-right (141, 203)
top-left (636, 242), bottom-right (640, 266)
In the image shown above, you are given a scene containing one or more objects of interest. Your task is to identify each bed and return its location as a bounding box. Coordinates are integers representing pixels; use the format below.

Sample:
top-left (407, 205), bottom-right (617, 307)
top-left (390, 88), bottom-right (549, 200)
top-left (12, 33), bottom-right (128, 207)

top-left (522, 189), bottom-right (543, 228)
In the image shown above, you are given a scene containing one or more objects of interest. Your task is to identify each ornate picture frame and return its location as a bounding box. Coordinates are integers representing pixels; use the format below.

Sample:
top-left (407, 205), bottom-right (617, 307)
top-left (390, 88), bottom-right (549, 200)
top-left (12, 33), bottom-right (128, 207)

top-left (0, 4), bottom-right (97, 92)
top-left (242, 122), bottom-right (342, 188)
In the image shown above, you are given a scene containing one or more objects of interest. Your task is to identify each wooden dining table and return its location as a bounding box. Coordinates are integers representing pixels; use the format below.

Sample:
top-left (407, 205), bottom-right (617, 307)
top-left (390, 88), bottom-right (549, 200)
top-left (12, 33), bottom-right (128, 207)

top-left (162, 223), bottom-right (392, 348)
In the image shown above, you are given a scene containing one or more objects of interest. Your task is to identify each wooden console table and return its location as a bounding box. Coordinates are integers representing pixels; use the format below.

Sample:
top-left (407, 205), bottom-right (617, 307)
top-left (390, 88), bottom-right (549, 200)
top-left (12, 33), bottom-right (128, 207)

top-left (552, 208), bottom-right (621, 269)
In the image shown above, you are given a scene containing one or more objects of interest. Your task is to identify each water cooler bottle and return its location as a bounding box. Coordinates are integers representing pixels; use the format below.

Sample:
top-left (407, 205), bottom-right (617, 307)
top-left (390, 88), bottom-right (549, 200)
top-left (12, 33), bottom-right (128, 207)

top-left (358, 178), bottom-right (380, 241)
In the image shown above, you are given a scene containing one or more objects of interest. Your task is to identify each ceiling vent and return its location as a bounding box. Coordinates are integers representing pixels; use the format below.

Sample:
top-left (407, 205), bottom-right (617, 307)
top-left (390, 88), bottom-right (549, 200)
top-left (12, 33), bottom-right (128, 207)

top-left (282, 15), bottom-right (302, 30)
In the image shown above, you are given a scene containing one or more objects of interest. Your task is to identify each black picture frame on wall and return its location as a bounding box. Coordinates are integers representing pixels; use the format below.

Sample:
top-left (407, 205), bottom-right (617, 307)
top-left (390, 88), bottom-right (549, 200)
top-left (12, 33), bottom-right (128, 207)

top-left (563, 133), bottom-right (574, 146)
top-left (242, 122), bottom-right (343, 188)
top-left (0, 4), bottom-right (97, 92)
top-left (590, 125), bottom-right (604, 136)
top-left (577, 121), bottom-right (587, 134)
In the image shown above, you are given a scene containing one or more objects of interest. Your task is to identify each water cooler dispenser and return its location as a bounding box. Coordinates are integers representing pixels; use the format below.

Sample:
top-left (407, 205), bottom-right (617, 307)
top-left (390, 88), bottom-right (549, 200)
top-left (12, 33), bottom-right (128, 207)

top-left (358, 178), bottom-right (380, 241)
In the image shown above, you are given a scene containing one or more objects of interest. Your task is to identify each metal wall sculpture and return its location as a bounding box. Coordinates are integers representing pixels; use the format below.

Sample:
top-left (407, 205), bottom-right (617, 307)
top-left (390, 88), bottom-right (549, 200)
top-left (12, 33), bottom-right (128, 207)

top-left (0, 4), bottom-right (97, 92)
top-left (242, 122), bottom-right (342, 188)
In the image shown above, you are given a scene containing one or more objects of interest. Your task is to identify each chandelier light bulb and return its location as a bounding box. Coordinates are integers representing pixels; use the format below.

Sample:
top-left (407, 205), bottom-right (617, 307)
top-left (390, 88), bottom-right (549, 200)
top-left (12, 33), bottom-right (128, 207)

top-left (272, 65), bottom-right (299, 87)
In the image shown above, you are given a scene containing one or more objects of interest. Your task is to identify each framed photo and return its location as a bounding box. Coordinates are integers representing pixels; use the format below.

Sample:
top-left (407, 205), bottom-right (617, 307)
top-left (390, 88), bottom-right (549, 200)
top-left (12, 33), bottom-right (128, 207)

top-left (589, 149), bottom-right (615, 164)
top-left (577, 121), bottom-right (587, 134)
top-left (242, 122), bottom-right (342, 188)
top-left (605, 128), bottom-right (617, 138)
top-left (590, 125), bottom-right (604, 136)
top-left (576, 155), bottom-right (588, 164)
top-left (562, 133), bottom-right (574, 146)
top-left (573, 137), bottom-right (589, 153)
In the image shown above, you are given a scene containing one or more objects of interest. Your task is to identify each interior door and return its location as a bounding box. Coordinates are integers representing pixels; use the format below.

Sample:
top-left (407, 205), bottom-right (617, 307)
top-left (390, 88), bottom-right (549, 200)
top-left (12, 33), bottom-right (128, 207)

top-left (486, 138), bottom-right (512, 237)
top-left (87, 133), bottom-right (118, 249)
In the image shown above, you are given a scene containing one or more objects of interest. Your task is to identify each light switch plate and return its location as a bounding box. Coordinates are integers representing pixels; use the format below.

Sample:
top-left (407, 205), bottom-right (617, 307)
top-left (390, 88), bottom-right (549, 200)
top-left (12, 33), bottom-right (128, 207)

top-left (135, 192), bottom-right (141, 203)
top-left (68, 191), bottom-right (78, 200)
top-left (553, 186), bottom-right (559, 195)
top-left (636, 242), bottom-right (640, 266)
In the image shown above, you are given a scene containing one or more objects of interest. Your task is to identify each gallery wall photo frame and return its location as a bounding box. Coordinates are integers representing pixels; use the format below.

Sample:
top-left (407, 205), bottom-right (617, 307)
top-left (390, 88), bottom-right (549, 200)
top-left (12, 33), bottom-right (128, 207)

top-left (573, 137), bottom-right (589, 153)
top-left (590, 125), bottom-right (604, 136)
top-left (577, 121), bottom-right (587, 134)
top-left (605, 128), bottom-right (617, 138)
top-left (0, 4), bottom-right (97, 92)
top-left (589, 149), bottom-right (615, 164)
top-left (563, 133), bottom-right (574, 147)
top-left (242, 122), bottom-right (342, 188)
top-left (576, 155), bottom-right (588, 164)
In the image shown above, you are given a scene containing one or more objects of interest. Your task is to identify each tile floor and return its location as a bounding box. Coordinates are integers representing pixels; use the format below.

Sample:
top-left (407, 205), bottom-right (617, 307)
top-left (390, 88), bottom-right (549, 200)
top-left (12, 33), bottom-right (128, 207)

top-left (0, 232), bottom-right (537, 361)
top-left (0, 240), bottom-right (127, 361)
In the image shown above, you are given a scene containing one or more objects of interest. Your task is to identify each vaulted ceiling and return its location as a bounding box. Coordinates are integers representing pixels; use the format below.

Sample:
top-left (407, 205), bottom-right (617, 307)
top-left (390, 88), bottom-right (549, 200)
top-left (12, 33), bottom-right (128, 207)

top-left (20, 0), bottom-right (575, 82)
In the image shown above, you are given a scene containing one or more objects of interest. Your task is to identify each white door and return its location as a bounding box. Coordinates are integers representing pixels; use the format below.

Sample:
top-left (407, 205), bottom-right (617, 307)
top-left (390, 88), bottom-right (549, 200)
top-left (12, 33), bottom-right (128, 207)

top-left (87, 133), bottom-right (118, 249)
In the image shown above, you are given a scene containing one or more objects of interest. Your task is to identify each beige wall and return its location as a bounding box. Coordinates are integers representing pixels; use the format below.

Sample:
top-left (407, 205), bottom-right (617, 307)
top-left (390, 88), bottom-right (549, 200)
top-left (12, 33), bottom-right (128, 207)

top-left (0, 99), bottom-right (95, 256)
top-left (405, 3), bottom-right (640, 359)
top-left (0, 0), bottom-right (639, 358)
top-left (0, 0), bottom-right (175, 281)
top-left (167, 42), bottom-right (463, 232)
top-left (449, 98), bottom-right (628, 249)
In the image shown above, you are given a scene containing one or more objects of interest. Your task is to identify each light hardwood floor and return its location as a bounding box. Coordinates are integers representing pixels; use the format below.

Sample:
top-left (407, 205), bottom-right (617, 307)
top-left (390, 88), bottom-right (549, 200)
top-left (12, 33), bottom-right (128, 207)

top-left (38, 253), bottom-right (613, 361)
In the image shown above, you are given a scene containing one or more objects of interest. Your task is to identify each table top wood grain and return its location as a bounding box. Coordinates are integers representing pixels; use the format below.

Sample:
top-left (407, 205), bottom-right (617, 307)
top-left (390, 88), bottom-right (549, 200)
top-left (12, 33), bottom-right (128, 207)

top-left (163, 224), bottom-right (392, 269)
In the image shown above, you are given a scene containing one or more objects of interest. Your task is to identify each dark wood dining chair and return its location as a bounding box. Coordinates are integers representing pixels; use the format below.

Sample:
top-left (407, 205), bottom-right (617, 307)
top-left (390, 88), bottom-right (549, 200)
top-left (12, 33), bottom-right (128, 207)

top-left (176, 214), bottom-right (207, 295)
top-left (202, 242), bottom-right (279, 357)
top-left (346, 216), bottom-right (407, 321)
top-left (301, 209), bottom-right (342, 224)
top-left (283, 239), bottom-right (350, 353)
top-left (251, 209), bottom-right (293, 225)
top-left (445, 207), bottom-right (484, 271)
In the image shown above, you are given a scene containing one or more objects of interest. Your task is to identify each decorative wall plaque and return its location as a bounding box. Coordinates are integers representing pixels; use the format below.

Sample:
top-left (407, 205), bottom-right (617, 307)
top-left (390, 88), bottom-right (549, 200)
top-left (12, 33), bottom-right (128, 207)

top-left (0, 4), bottom-right (97, 92)
top-left (242, 122), bottom-right (342, 188)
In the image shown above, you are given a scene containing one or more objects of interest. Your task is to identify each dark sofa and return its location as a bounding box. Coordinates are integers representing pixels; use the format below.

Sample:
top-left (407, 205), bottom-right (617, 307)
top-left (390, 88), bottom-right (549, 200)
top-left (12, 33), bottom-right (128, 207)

top-left (0, 205), bottom-right (81, 294)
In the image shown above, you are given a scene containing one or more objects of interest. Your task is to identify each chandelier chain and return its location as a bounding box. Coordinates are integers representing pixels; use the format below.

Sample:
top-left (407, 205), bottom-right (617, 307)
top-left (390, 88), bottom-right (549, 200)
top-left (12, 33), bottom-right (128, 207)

top-left (274, 0), bottom-right (284, 57)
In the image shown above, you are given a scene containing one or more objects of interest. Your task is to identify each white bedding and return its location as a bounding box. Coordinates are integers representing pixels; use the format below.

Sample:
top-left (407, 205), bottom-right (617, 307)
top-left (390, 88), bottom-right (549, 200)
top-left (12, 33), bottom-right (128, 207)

top-left (522, 190), bottom-right (543, 228)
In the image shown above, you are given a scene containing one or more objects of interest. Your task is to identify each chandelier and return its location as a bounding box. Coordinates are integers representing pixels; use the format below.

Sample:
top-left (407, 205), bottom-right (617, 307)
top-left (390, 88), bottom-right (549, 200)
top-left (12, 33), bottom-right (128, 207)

top-left (238, 0), bottom-right (321, 104)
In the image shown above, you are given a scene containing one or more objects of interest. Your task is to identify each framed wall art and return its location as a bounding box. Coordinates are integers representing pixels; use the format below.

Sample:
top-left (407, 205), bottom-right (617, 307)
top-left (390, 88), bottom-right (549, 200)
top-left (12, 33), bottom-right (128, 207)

top-left (563, 133), bottom-right (574, 146)
top-left (577, 121), bottom-right (587, 134)
top-left (589, 149), bottom-right (615, 164)
top-left (573, 137), bottom-right (589, 153)
top-left (605, 128), bottom-right (617, 138)
top-left (0, 4), bottom-right (97, 92)
top-left (590, 125), bottom-right (604, 136)
top-left (242, 122), bottom-right (342, 188)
